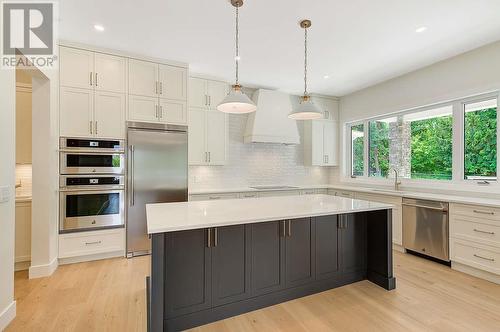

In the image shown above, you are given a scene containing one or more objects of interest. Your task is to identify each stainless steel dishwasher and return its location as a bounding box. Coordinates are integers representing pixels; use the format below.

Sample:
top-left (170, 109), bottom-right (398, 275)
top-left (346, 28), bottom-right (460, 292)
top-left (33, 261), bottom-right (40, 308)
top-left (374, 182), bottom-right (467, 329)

top-left (402, 198), bottom-right (450, 262)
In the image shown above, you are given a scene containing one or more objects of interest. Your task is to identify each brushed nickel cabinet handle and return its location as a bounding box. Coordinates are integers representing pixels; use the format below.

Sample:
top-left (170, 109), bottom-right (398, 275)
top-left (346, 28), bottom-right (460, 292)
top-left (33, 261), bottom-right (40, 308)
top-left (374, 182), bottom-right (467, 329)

top-left (160, 82), bottom-right (163, 95)
top-left (95, 121), bottom-right (98, 135)
top-left (95, 72), bottom-right (98, 86)
top-left (208, 152), bottom-right (211, 163)
top-left (209, 196), bottom-right (221, 200)
top-left (473, 209), bottom-right (495, 215)
top-left (281, 220), bottom-right (286, 237)
top-left (214, 227), bottom-right (218, 247)
top-left (207, 228), bottom-right (212, 247)
top-left (287, 220), bottom-right (292, 237)
top-left (208, 95), bottom-right (211, 106)
top-left (473, 229), bottom-right (495, 235)
top-left (89, 72), bottom-right (93, 86)
top-left (89, 121), bottom-right (93, 135)
top-left (474, 254), bottom-right (495, 262)
top-left (85, 241), bottom-right (101, 245)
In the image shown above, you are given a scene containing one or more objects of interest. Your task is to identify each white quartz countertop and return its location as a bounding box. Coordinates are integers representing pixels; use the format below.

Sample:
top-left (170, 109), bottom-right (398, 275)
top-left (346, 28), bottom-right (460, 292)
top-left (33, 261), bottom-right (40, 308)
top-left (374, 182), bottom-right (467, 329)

top-left (189, 184), bottom-right (330, 195)
top-left (146, 194), bottom-right (392, 234)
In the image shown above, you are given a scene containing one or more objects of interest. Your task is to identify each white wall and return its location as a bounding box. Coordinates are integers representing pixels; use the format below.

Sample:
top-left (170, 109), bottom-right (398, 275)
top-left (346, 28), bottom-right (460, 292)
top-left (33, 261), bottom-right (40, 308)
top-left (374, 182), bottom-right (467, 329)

top-left (340, 40), bottom-right (500, 123)
top-left (0, 68), bottom-right (16, 329)
top-left (336, 40), bottom-right (500, 184)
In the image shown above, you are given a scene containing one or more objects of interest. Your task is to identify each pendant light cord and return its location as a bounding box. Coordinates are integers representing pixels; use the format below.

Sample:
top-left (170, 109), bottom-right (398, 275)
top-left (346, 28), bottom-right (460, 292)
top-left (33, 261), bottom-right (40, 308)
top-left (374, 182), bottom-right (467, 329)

top-left (304, 26), bottom-right (308, 96)
top-left (235, 5), bottom-right (239, 85)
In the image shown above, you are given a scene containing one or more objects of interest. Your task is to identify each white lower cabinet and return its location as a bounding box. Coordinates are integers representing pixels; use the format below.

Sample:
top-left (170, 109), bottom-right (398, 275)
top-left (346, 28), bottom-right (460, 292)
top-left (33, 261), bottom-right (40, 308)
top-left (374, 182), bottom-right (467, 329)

top-left (15, 201), bottom-right (31, 270)
top-left (59, 228), bottom-right (125, 260)
top-left (450, 203), bottom-right (500, 278)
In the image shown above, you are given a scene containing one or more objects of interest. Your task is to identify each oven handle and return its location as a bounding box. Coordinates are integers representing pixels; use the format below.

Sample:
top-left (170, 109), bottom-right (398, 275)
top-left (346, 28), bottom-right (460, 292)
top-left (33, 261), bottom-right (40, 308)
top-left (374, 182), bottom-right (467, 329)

top-left (59, 187), bottom-right (125, 192)
top-left (402, 202), bottom-right (448, 212)
top-left (59, 149), bottom-right (125, 154)
top-left (130, 145), bottom-right (135, 206)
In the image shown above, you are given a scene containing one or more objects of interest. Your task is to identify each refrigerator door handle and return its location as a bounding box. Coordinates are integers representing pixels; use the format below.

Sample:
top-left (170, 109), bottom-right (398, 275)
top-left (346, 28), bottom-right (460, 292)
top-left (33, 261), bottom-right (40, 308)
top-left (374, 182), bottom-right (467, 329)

top-left (130, 145), bottom-right (135, 206)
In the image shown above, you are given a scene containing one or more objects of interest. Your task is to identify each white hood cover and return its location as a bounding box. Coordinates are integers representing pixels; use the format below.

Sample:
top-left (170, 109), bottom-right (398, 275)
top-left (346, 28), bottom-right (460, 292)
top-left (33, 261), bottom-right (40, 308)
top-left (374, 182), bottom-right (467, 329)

top-left (244, 89), bottom-right (300, 144)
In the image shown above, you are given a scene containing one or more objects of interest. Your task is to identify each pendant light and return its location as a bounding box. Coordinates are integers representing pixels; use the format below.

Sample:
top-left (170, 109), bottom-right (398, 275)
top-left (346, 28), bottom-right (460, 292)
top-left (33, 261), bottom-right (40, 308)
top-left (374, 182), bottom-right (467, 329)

top-left (217, 0), bottom-right (257, 114)
top-left (289, 19), bottom-right (323, 120)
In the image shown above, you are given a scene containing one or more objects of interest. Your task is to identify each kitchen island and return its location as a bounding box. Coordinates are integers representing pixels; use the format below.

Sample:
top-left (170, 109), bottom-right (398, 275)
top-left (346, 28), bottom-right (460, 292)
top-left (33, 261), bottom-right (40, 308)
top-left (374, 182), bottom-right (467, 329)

top-left (146, 195), bottom-right (396, 331)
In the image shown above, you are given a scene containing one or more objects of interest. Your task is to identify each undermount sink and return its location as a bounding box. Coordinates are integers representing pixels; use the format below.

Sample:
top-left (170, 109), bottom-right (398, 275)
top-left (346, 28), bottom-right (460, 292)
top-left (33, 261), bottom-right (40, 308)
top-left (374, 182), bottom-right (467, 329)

top-left (250, 185), bottom-right (300, 190)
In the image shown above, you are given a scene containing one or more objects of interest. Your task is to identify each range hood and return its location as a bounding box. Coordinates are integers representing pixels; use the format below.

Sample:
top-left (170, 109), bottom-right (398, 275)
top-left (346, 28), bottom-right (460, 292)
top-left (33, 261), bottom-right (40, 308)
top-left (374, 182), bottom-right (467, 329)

top-left (244, 89), bottom-right (300, 144)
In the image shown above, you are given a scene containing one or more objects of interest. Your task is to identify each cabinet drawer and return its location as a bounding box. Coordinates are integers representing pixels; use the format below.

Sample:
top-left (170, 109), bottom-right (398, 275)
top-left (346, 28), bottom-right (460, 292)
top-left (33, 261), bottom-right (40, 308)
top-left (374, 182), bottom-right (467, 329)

top-left (189, 193), bottom-right (239, 201)
top-left (59, 229), bottom-right (125, 258)
top-left (355, 192), bottom-right (401, 205)
top-left (258, 190), bottom-right (299, 197)
top-left (451, 203), bottom-right (500, 223)
top-left (451, 239), bottom-right (500, 275)
top-left (451, 218), bottom-right (500, 248)
top-left (239, 192), bottom-right (259, 199)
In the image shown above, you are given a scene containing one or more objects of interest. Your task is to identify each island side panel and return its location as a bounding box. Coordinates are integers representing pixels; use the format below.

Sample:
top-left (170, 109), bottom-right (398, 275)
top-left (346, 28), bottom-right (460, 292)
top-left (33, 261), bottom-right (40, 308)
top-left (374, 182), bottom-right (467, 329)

top-left (366, 209), bottom-right (396, 290)
top-left (151, 233), bottom-right (165, 332)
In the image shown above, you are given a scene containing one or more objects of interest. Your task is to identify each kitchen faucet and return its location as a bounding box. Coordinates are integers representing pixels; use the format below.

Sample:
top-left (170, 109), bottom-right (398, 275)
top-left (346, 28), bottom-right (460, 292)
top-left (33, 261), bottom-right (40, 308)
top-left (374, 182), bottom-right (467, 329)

top-left (389, 168), bottom-right (402, 191)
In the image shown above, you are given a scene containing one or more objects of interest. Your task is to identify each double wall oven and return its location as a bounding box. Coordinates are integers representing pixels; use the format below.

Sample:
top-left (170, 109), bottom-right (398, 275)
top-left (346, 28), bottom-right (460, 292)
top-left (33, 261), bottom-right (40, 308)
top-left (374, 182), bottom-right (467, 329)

top-left (59, 138), bottom-right (126, 233)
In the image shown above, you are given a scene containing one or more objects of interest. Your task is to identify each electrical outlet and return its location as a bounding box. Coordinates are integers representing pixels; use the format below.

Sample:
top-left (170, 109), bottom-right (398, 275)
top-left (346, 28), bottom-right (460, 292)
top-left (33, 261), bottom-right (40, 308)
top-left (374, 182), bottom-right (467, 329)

top-left (0, 186), bottom-right (11, 203)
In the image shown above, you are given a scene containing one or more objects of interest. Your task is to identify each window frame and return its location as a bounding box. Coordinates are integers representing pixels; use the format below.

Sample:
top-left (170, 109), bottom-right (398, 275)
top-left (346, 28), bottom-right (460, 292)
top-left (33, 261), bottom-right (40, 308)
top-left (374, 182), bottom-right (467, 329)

top-left (344, 91), bottom-right (500, 190)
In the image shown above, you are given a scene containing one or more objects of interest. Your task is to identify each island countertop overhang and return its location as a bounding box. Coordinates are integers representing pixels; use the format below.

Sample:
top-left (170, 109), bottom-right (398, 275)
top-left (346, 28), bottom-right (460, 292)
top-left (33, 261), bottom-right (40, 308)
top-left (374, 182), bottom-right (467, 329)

top-left (146, 194), bottom-right (393, 234)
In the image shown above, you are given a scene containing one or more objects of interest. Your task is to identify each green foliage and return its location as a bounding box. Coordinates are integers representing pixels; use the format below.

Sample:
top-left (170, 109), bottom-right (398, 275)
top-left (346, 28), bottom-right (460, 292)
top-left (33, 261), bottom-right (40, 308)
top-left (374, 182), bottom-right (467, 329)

top-left (410, 116), bottom-right (453, 180)
top-left (351, 124), bottom-right (364, 176)
top-left (464, 108), bottom-right (497, 178)
top-left (369, 121), bottom-right (389, 177)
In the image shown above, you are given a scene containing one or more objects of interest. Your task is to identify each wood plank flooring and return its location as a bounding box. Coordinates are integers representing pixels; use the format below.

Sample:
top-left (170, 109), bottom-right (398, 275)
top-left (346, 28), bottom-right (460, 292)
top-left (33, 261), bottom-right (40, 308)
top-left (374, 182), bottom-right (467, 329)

top-left (7, 251), bottom-right (500, 332)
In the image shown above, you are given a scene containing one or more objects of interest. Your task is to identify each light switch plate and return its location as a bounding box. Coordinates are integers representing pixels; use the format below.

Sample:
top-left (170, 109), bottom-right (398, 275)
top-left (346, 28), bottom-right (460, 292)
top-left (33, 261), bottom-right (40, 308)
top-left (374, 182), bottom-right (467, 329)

top-left (0, 186), bottom-right (11, 203)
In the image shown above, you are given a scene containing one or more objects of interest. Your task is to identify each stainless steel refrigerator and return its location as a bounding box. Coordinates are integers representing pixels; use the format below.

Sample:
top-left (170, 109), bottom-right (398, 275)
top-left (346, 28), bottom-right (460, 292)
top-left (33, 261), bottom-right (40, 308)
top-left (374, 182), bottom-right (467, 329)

top-left (126, 122), bottom-right (188, 257)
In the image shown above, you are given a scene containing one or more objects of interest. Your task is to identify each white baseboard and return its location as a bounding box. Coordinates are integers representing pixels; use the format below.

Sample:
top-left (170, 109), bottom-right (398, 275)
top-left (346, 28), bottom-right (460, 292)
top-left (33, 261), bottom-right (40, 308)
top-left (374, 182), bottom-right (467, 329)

top-left (29, 257), bottom-right (58, 279)
top-left (0, 301), bottom-right (16, 331)
top-left (14, 261), bottom-right (31, 272)
top-left (58, 250), bottom-right (124, 265)
top-left (393, 243), bottom-right (405, 253)
top-left (452, 262), bottom-right (500, 285)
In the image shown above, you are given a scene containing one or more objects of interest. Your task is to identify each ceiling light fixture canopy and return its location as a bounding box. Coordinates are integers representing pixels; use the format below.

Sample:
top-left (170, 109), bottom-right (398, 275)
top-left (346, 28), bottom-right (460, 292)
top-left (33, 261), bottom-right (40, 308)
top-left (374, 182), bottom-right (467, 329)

top-left (289, 19), bottom-right (323, 120)
top-left (217, 0), bottom-right (256, 114)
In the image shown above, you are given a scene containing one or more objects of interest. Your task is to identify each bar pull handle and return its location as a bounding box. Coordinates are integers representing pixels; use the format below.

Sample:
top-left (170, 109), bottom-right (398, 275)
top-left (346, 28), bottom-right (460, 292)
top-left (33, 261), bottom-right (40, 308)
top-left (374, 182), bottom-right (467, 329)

top-left (208, 196), bottom-right (221, 200)
top-left (473, 228), bottom-right (495, 235)
top-left (89, 120), bottom-right (93, 135)
top-left (208, 152), bottom-right (211, 163)
top-left (474, 254), bottom-right (495, 262)
top-left (160, 105), bottom-right (163, 119)
top-left (89, 72), bottom-right (93, 86)
top-left (95, 121), bottom-right (98, 135)
top-left (473, 209), bottom-right (495, 215)
top-left (130, 145), bottom-right (135, 206)
top-left (85, 241), bottom-right (101, 245)
top-left (95, 72), bottom-right (98, 86)
top-left (281, 220), bottom-right (286, 237)
top-left (208, 95), bottom-right (211, 107)
top-left (160, 82), bottom-right (163, 95)
top-left (286, 220), bottom-right (292, 237)
top-left (214, 227), bottom-right (218, 247)
top-left (155, 81), bottom-right (158, 94)
top-left (207, 228), bottom-right (212, 247)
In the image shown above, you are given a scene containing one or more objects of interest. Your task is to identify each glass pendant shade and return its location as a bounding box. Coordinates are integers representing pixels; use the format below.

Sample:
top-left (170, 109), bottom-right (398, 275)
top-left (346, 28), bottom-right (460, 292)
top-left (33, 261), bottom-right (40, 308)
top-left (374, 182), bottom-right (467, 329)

top-left (217, 85), bottom-right (257, 114)
top-left (288, 96), bottom-right (323, 120)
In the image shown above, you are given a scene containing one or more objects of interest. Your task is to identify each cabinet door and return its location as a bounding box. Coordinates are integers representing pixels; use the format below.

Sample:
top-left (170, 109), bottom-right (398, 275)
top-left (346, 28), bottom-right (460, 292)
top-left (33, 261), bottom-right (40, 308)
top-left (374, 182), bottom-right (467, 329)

top-left (206, 111), bottom-right (226, 165)
top-left (94, 53), bottom-right (127, 93)
top-left (159, 65), bottom-right (187, 101)
top-left (315, 215), bottom-right (340, 280)
top-left (311, 121), bottom-right (325, 166)
top-left (285, 218), bottom-right (315, 287)
top-left (128, 95), bottom-right (158, 123)
top-left (60, 47), bottom-right (94, 90)
top-left (314, 97), bottom-right (338, 121)
top-left (341, 214), bottom-right (367, 274)
top-left (160, 99), bottom-right (187, 125)
top-left (94, 91), bottom-right (125, 139)
top-left (15, 202), bottom-right (32, 264)
top-left (128, 59), bottom-right (158, 97)
top-left (16, 86), bottom-right (32, 164)
top-left (60, 87), bottom-right (94, 138)
top-left (165, 229), bottom-right (211, 318)
top-left (188, 108), bottom-right (207, 165)
top-left (188, 77), bottom-right (207, 109)
top-left (207, 80), bottom-right (228, 109)
top-left (250, 221), bottom-right (285, 296)
top-left (212, 225), bottom-right (250, 306)
top-left (323, 121), bottom-right (337, 166)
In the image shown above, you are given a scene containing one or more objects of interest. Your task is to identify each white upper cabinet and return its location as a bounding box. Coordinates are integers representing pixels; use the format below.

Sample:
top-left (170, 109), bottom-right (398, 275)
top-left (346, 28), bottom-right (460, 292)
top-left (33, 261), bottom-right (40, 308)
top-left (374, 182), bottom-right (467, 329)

top-left (188, 108), bottom-right (207, 165)
top-left (60, 47), bottom-right (94, 90)
top-left (94, 91), bottom-right (126, 139)
top-left (128, 59), bottom-right (158, 98)
top-left (59, 46), bottom-right (127, 139)
top-left (60, 87), bottom-right (94, 138)
top-left (160, 99), bottom-right (187, 125)
top-left (303, 97), bottom-right (339, 166)
top-left (189, 77), bottom-right (228, 110)
top-left (205, 110), bottom-right (227, 165)
top-left (94, 53), bottom-right (127, 93)
top-left (158, 65), bottom-right (187, 101)
top-left (207, 80), bottom-right (228, 109)
top-left (128, 95), bottom-right (158, 123)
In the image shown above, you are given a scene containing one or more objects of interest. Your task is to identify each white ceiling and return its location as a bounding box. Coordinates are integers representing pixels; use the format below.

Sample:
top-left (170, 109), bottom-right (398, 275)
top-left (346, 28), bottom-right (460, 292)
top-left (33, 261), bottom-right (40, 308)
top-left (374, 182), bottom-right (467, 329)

top-left (59, 0), bottom-right (500, 96)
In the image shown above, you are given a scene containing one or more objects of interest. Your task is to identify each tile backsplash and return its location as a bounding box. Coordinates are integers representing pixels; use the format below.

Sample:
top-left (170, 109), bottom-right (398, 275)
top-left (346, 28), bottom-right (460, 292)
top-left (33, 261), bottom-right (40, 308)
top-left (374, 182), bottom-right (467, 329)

top-left (15, 164), bottom-right (32, 197)
top-left (189, 114), bottom-right (335, 190)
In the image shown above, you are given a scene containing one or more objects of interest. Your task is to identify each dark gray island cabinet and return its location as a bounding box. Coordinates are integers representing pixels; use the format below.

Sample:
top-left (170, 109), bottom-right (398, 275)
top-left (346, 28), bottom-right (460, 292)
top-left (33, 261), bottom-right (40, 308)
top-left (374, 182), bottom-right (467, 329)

top-left (147, 200), bottom-right (396, 332)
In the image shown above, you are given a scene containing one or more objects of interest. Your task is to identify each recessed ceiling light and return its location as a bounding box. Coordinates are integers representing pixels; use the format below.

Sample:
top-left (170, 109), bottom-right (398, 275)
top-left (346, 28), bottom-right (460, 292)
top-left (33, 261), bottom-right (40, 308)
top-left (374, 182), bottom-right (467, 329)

top-left (415, 26), bottom-right (427, 33)
top-left (323, 75), bottom-right (330, 79)
top-left (94, 24), bottom-right (105, 32)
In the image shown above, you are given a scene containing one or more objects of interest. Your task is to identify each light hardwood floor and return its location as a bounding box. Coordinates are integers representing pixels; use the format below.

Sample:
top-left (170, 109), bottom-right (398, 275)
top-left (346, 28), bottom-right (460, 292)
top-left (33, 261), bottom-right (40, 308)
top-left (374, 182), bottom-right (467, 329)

top-left (7, 251), bottom-right (500, 332)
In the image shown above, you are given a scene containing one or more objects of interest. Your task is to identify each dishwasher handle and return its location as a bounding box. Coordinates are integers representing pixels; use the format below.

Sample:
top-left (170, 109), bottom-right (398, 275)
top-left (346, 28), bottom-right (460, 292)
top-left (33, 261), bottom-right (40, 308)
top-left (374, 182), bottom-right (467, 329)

top-left (402, 202), bottom-right (448, 212)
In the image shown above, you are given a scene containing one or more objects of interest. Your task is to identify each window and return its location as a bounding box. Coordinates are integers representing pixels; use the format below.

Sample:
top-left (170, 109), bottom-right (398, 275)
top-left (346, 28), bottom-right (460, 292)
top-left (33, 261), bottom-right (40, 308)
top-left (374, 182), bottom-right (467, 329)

top-left (345, 92), bottom-right (498, 185)
top-left (368, 117), bottom-right (394, 177)
top-left (464, 99), bottom-right (497, 180)
top-left (351, 124), bottom-right (364, 176)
